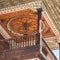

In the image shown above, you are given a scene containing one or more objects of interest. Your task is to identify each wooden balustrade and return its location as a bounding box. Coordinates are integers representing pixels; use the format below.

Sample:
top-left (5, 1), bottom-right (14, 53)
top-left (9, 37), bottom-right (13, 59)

top-left (9, 34), bottom-right (39, 49)
top-left (0, 33), bottom-right (40, 50)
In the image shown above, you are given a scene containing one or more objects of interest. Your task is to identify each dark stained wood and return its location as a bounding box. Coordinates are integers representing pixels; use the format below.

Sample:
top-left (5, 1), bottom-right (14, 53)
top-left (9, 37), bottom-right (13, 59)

top-left (0, 34), bottom-right (9, 51)
top-left (0, 45), bottom-right (40, 60)
top-left (0, 34), bottom-right (4, 39)
top-left (0, 41), bottom-right (9, 51)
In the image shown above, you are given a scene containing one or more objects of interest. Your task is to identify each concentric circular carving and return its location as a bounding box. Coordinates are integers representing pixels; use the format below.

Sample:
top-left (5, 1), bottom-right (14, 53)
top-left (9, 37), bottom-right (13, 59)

top-left (7, 9), bottom-right (38, 36)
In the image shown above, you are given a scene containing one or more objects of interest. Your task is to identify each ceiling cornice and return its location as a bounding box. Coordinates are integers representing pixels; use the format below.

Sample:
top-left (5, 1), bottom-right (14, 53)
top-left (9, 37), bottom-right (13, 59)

top-left (42, 11), bottom-right (60, 36)
top-left (42, 0), bottom-right (60, 33)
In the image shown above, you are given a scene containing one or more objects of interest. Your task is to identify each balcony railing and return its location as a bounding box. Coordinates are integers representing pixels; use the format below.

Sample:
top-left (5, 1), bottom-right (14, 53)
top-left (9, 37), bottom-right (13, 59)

top-left (0, 33), bottom-right (57, 60)
top-left (9, 34), bottom-right (39, 49)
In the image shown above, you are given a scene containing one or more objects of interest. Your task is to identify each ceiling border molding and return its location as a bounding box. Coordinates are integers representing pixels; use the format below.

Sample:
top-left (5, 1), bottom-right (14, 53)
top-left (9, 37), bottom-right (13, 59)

top-left (0, 1), bottom-right (43, 14)
top-left (0, 25), bottom-right (11, 39)
top-left (42, 11), bottom-right (59, 36)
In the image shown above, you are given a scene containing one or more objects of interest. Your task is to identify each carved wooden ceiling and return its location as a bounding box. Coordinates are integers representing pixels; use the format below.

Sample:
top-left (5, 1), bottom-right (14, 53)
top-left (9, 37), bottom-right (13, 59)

top-left (41, 15), bottom-right (55, 38)
top-left (0, 9), bottom-right (55, 38)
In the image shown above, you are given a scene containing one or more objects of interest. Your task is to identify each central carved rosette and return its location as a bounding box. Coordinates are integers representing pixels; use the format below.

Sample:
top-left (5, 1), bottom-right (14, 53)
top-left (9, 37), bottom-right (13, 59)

top-left (23, 23), bottom-right (30, 30)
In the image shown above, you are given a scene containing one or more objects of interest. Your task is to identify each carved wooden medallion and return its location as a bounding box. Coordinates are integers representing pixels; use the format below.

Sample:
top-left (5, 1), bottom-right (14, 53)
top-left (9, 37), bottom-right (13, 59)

top-left (7, 9), bottom-right (38, 36)
top-left (0, 9), bottom-right (55, 38)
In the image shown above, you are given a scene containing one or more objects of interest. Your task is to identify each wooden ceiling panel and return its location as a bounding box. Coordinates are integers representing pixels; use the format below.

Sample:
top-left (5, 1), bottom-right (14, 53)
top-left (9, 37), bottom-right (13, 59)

top-left (0, 9), bottom-right (55, 38)
top-left (0, 9), bottom-right (38, 37)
